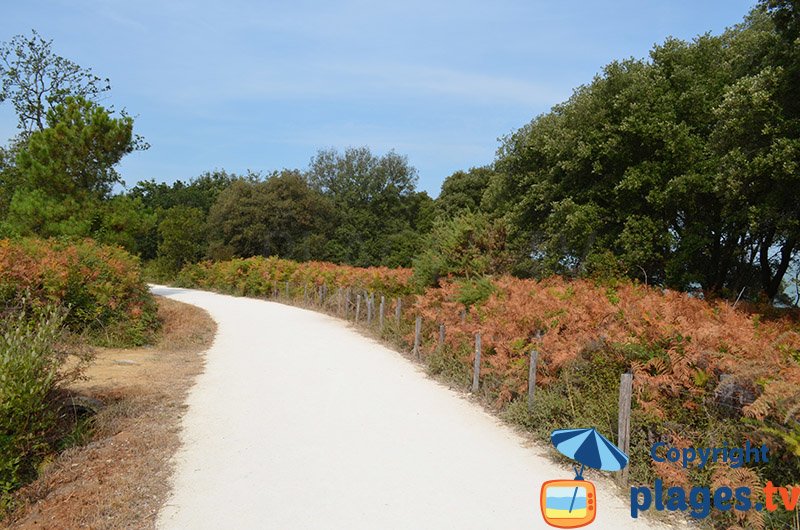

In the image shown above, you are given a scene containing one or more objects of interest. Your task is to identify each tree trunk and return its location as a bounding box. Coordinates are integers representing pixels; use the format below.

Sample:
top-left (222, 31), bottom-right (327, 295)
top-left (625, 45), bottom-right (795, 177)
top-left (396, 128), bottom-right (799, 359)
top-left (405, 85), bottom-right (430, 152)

top-left (759, 231), bottom-right (796, 300)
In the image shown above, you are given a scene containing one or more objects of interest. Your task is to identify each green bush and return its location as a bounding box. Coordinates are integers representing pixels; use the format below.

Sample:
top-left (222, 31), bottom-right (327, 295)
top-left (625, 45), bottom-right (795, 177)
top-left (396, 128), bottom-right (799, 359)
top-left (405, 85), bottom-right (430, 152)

top-left (0, 304), bottom-right (92, 504)
top-left (411, 212), bottom-right (511, 289)
top-left (454, 277), bottom-right (497, 307)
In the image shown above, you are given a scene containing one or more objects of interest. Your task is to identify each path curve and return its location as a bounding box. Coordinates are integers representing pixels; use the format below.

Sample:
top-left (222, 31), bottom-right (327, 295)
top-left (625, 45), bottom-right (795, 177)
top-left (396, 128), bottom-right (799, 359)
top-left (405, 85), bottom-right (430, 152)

top-left (153, 286), bottom-right (674, 529)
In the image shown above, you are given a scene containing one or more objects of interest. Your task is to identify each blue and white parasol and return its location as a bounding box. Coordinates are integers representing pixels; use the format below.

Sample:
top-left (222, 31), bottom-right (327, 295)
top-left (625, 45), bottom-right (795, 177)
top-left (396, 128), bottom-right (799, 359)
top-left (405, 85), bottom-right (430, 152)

top-left (550, 427), bottom-right (628, 479)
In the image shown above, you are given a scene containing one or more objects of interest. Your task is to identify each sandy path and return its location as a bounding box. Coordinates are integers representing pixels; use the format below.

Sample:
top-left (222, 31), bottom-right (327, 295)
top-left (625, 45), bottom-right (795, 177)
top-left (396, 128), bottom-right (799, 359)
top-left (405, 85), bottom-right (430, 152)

top-left (153, 286), bottom-right (674, 529)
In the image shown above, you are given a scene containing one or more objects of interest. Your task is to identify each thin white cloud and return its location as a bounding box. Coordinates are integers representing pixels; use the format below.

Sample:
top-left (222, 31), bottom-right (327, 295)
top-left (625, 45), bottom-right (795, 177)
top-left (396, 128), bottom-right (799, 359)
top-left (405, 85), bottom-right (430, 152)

top-left (143, 58), bottom-right (563, 110)
top-left (359, 63), bottom-right (564, 107)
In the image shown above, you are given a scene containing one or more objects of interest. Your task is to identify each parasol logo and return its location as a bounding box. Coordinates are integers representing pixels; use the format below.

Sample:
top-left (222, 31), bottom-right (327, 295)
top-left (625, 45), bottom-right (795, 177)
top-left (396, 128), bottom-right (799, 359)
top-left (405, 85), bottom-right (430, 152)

top-left (540, 427), bottom-right (629, 528)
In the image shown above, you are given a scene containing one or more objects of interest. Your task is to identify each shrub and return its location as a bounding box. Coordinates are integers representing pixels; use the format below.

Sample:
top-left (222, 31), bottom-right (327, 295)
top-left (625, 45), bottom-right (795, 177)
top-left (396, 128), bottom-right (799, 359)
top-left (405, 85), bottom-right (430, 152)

top-left (411, 212), bottom-right (511, 289)
top-left (0, 238), bottom-right (158, 346)
top-left (176, 256), bottom-right (415, 298)
top-left (0, 304), bottom-right (92, 503)
top-left (454, 276), bottom-right (497, 307)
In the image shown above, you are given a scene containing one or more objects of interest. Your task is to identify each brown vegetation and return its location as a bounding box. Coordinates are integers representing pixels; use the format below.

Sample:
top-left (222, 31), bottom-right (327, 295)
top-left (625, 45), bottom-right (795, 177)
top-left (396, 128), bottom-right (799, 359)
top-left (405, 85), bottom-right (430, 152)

top-left (1, 296), bottom-right (215, 530)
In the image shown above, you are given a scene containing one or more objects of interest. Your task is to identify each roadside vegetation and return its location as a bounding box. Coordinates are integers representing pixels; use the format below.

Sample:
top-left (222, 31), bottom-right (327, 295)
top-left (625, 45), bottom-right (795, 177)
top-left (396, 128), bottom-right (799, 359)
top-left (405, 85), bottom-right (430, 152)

top-left (2, 297), bottom-right (214, 529)
top-left (0, 238), bottom-right (158, 346)
top-left (0, 239), bottom-right (158, 514)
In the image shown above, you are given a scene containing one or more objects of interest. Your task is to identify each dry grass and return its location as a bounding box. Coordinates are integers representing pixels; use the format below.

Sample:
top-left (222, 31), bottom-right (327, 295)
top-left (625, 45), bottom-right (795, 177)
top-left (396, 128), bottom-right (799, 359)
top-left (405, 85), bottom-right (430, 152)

top-left (1, 296), bottom-right (216, 530)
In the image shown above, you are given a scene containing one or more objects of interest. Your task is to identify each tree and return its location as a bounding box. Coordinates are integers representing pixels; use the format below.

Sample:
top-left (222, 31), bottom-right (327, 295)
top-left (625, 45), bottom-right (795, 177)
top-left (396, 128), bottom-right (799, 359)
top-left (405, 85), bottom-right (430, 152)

top-left (157, 206), bottom-right (207, 271)
top-left (94, 196), bottom-right (158, 256)
top-left (0, 188), bottom-right (94, 238)
top-left (306, 146), bottom-right (425, 266)
top-left (129, 170), bottom-right (238, 214)
top-left (0, 30), bottom-right (110, 134)
top-left (0, 143), bottom-right (15, 220)
top-left (435, 166), bottom-right (494, 219)
top-left (128, 170), bottom-right (238, 260)
top-left (709, 1), bottom-right (800, 300)
top-left (2, 97), bottom-right (145, 239)
top-left (14, 96), bottom-right (143, 199)
top-left (308, 146), bottom-right (417, 202)
top-left (491, 10), bottom-right (799, 300)
top-left (493, 55), bottom-right (694, 283)
top-left (207, 171), bottom-right (333, 260)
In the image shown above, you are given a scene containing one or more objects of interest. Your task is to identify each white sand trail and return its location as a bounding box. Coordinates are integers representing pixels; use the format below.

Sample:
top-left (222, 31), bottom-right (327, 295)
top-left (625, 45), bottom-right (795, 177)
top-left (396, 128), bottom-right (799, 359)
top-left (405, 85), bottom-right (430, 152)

top-left (152, 286), bottom-right (678, 530)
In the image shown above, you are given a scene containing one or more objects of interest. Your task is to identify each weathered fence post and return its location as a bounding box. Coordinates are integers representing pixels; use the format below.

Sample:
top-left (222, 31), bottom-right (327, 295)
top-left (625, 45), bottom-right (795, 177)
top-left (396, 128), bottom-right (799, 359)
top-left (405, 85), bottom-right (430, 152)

top-left (395, 298), bottom-right (402, 324)
top-left (527, 349), bottom-right (539, 413)
top-left (345, 288), bottom-right (351, 318)
top-left (413, 316), bottom-right (422, 358)
top-left (379, 296), bottom-right (385, 331)
top-left (438, 323), bottom-right (446, 350)
top-left (367, 294), bottom-right (373, 325)
top-left (618, 372), bottom-right (633, 486)
top-left (355, 294), bottom-right (362, 323)
top-left (337, 287), bottom-right (342, 316)
top-left (472, 332), bottom-right (482, 392)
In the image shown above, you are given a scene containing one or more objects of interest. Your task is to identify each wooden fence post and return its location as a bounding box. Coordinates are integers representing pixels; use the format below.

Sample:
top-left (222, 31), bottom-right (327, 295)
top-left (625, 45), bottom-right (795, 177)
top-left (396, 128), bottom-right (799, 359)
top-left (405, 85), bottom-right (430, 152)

top-left (472, 332), bottom-right (482, 392)
top-left (345, 288), bottom-right (351, 318)
top-left (337, 287), bottom-right (342, 316)
top-left (355, 294), bottom-right (361, 323)
top-left (618, 372), bottom-right (633, 486)
top-left (413, 316), bottom-right (422, 358)
top-left (367, 294), bottom-right (373, 325)
top-left (395, 298), bottom-right (402, 324)
top-left (379, 296), bottom-right (385, 331)
top-left (438, 324), bottom-right (446, 350)
top-left (527, 349), bottom-right (538, 413)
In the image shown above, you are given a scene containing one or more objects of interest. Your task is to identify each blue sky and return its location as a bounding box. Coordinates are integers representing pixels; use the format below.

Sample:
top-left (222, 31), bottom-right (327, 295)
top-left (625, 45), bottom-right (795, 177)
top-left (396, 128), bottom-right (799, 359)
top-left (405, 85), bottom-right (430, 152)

top-left (2, 0), bottom-right (756, 196)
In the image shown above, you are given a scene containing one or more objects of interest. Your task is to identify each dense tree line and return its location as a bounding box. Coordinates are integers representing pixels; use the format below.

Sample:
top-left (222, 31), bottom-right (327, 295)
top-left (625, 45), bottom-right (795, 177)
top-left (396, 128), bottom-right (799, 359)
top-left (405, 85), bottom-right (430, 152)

top-left (438, 2), bottom-right (799, 302)
top-left (126, 149), bottom-right (434, 276)
top-left (1, 0), bottom-right (798, 302)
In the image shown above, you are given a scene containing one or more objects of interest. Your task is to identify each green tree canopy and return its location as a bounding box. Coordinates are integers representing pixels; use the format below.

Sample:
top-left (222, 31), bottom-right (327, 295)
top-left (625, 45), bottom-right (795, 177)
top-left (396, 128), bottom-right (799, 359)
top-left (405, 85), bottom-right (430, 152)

top-left (491, 6), bottom-right (799, 300)
top-left (129, 170), bottom-right (238, 214)
top-left (207, 171), bottom-right (333, 261)
top-left (412, 211), bottom-right (511, 288)
top-left (1, 97), bottom-right (145, 240)
top-left (306, 146), bottom-right (427, 266)
top-left (435, 166), bottom-right (494, 219)
top-left (158, 205), bottom-right (207, 271)
top-left (14, 96), bottom-right (143, 199)
top-left (126, 170), bottom-right (238, 260)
